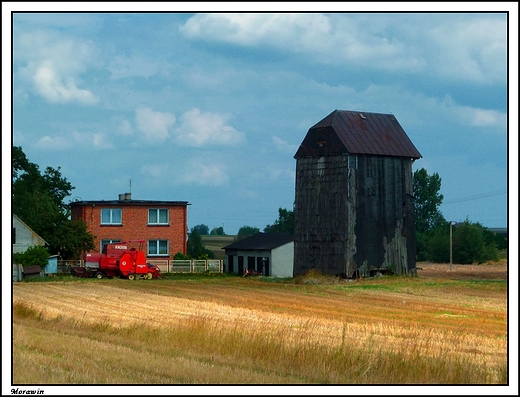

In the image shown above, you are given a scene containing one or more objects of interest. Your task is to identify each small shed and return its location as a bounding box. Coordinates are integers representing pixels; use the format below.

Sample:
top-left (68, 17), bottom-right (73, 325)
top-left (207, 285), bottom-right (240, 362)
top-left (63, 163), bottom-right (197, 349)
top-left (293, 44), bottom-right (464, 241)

top-left (223, 233), bottom-right (294, 277)
top-left (45, 255), bottom-right (59, 276)
top-left (12, 214), bottom-right (47, 281)
top-left (294, 110), bottom-right (422, 278)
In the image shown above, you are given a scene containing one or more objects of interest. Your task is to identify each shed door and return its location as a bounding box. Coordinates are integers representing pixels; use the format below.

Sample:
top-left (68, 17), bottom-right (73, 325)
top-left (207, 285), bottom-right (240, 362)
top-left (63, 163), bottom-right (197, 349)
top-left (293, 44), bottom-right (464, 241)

top-left (238, 256), bottom-right (244, 275)
top-left (227, 255), bottom-right (234, 273)
top-left (256, 257), bottom-right (263, 273)
top-left (264, 258), bottom-right (270, 276)
top-left (247, 256), bottom-right (256, 270)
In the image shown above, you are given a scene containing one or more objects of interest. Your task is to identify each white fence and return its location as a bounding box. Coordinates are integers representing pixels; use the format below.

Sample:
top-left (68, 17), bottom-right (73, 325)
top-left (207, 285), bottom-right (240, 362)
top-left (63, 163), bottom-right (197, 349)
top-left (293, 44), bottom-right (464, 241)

top-left (148, 259), bottom-right (223, 274)
top-left (58, 259), bottom-right (223, 274)
top-left (57, 260), bottom-right (83, 274)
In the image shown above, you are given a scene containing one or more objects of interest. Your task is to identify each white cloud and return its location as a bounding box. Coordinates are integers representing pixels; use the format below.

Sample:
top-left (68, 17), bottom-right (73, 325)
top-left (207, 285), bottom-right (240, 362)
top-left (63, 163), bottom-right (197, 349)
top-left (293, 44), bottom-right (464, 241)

top-left (272, 136), bottom-right (298, 154)
top-left (33, 61), bottom-right (98, 104)
top-left (180, 13), bottom-right (506, 82)
top-left (15, 30), bottom-right (99, 104)
top-left (118, 119), bottom-right (133, 136)
top-left (429, 18), bottom-right (507, 84)
top-left (34, 130), bottom-right (111, 150)
top-left (135, 106), bottom-right (176, 142)
top-left (173, 108), bottom-right (245, 147)
top-left (462, 108), bottom-right (507, 129)
top-left (180, 161), bottom-right (230, 186)
top-left (34, 135), bottom-right (72, 150)
top-left (180, 13), bottom-right (425, 73)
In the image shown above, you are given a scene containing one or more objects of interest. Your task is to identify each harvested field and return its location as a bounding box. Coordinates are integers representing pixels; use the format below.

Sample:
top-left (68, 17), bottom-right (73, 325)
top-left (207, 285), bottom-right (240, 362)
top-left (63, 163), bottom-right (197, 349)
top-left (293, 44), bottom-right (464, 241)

top-left (417, 262), bottom-right (508, 281)
top-left (11, 262), bottom-right (509, 387)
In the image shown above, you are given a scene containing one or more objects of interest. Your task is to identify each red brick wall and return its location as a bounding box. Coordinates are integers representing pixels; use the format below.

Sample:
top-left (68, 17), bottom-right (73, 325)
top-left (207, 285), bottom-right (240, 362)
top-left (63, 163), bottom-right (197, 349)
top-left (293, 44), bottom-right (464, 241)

top-left (72, 203), bottom-right (187, 258)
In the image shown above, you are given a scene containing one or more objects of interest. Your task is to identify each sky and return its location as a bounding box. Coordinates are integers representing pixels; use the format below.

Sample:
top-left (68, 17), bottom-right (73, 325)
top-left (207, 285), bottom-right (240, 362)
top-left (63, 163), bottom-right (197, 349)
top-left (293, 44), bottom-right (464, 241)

top-left (5, 4), bottom-right (517, 239)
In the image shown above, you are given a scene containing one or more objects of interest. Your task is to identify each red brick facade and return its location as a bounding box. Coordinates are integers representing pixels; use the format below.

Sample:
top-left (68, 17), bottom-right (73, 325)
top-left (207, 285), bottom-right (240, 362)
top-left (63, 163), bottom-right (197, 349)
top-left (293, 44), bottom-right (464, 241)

top-left (71, 197), bottom-right (189, 259)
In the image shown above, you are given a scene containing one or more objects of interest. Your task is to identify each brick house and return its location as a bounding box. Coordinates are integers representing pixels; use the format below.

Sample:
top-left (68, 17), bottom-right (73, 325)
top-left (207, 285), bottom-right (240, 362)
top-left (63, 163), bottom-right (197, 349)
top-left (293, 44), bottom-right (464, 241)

top-left (70, 193), bottom-right (190, 259)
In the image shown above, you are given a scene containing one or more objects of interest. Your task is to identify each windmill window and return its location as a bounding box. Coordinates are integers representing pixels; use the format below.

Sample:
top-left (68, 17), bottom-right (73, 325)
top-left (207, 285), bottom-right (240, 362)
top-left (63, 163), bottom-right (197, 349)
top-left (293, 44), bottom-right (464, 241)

top-left (316, 129), bottom-right (327, 147)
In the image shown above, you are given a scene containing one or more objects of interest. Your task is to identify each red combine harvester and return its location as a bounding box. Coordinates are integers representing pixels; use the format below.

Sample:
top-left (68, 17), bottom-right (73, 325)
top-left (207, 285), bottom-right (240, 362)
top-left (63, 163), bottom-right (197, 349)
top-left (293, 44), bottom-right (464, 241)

top-left (71, 240), bottom-right (162, 280)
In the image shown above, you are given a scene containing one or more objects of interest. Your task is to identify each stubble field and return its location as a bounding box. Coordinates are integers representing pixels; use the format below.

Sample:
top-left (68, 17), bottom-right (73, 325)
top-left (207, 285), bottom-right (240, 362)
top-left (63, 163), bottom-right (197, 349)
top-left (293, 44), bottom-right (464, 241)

top-left (11, 262), bottom-right (508, 385)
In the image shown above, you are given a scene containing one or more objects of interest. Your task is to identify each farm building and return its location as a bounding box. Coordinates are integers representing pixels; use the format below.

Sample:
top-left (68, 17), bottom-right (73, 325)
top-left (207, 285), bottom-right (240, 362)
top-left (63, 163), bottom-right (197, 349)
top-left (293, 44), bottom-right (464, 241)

top-left (70, 193), bottom-right (190, 260)
top-left (12, 214), bottom-right (47, 254)
top-left (293, 110), bottom-right (422, 278)
top-left (12, 214), bottom-right (48, 281)
top-left (223, 233), bottom-right (294, 277)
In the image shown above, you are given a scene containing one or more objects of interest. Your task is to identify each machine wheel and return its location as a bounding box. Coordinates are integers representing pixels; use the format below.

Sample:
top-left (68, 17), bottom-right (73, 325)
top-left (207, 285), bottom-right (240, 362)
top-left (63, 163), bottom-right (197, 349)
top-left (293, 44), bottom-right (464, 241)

top-left (95, 272), bottom-right (103, 279)
top-left (128, 273), bottom-right (135, 280)
top-left (147, 272), bottom-right (153, 280)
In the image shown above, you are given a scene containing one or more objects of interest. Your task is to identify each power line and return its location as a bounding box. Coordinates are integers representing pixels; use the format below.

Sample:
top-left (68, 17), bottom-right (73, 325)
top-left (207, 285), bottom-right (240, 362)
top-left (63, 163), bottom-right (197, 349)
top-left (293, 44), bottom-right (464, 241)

top-left (443, 189), bottom-right (507, 204)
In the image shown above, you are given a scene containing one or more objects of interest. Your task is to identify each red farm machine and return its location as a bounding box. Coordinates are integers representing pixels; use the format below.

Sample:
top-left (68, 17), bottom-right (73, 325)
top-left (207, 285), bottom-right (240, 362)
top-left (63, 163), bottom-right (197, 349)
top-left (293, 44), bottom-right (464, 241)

top-left (71, 240), bottom-right (162, 280)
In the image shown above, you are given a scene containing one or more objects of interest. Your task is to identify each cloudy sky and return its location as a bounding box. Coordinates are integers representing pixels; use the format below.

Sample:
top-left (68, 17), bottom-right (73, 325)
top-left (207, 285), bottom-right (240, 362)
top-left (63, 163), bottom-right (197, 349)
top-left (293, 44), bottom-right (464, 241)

top-left (6, 4), bottom-right (516, 236)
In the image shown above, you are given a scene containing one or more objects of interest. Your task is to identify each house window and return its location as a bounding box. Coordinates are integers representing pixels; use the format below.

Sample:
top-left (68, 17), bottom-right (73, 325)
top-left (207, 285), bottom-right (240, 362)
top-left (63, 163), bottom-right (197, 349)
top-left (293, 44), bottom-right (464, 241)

top-left (101, 239), bottom-right (121, 253)
top-left (148, 240), bottom-right (169, 256)
top-left (148, 209), bottom-right (169, 225)
top-left (101, 208), bottom-right (122, 225)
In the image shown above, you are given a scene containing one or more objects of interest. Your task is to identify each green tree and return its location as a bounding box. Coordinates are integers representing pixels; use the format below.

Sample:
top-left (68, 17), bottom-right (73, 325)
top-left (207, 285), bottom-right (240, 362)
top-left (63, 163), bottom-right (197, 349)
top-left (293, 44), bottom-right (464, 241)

top-left (264, 207), bottom-right (294, 234)
top-left (413, 168), bottom-right (446, 261)
top-left (234, 226), bottom-right (260, 242)
top-left (427, 224), bottom-right (450, 263)
top-left (47, 219), bottom-right (95, 260)
top-left (210, 226), bottom-right (225, 235)
top-left (192, 224), bottom-right (210, 235)
top-left (453, 220), bottom-right (498, 264)
top-left (413, 168), bottom-right (445, 233)
top-left (12, 146), bottom-right (95, 258)
top-left (187, 228), bottom-right (215, 259)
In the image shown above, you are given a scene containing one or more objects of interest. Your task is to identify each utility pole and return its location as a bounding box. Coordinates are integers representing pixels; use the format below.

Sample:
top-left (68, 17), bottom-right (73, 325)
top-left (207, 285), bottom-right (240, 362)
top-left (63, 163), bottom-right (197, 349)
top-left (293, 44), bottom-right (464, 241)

top-left (449, 221), bottom-right (453, 272)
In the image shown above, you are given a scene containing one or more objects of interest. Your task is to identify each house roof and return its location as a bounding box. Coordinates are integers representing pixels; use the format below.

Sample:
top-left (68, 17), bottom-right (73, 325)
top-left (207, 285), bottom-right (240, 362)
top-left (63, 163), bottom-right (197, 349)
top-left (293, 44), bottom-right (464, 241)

top-left (294, 110), bottom-right (422, 159)
top-left (222, 232), bottom-right (294, 251)
top-left (70, 199), bottom-right (190, 207)
top-left (12, 214), bottom-right (48, 245)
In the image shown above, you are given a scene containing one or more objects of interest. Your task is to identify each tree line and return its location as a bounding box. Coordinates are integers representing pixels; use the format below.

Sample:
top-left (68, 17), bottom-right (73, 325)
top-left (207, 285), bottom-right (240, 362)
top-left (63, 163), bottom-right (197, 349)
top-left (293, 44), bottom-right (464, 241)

top-left (12, 145), bottom-right (506, 265)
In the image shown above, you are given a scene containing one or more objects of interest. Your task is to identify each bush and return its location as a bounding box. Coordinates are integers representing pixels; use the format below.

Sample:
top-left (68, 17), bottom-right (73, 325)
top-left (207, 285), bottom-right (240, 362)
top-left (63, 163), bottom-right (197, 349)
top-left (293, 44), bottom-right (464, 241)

top-left (453, 221), bottom-right (485, 264)
top-left (173, 252), bottom-right (190, 260)
top-left (13, 245), bottom-right (49, 267)
top-left (428, 230), bottom-right (450, 263)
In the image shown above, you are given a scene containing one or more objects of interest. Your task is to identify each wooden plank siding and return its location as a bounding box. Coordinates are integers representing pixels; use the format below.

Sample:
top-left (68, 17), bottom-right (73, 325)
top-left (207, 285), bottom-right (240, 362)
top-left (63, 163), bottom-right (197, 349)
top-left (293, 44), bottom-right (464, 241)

top-left (294, 153), bottom-right (416, 278)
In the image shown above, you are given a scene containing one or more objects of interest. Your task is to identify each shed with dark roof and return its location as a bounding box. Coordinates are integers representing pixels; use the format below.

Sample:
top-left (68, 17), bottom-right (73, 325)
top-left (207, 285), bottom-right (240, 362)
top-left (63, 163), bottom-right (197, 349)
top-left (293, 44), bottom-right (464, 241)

top-left (294, 110), bottom-right (421, 278)
top-left (223, 233), bottom-right (294, 277)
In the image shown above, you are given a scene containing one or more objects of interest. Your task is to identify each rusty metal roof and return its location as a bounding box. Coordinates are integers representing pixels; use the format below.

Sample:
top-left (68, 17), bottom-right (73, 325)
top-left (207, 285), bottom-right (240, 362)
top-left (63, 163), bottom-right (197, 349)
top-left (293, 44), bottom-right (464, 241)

top-left (294, 110), bottom-right (422, 159)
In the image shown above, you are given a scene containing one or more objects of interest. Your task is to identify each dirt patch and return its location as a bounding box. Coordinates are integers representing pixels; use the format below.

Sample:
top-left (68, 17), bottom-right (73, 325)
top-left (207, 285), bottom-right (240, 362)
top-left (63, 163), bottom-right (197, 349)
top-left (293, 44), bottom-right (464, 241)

top-left (417, 262), bottom-right (507, 280)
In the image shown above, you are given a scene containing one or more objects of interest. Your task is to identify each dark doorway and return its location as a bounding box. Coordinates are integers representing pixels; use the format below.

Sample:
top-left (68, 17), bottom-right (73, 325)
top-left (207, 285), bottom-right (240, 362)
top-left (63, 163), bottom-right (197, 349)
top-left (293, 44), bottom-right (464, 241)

top-left (227, 255), bottom-right (234, 273)
top-left (247, 256), bottom-right (256, 270)
top-left (238, 256), bottom-right (244, 275)
top-left (256, 257), bottom-right (263, 273)
top-left (263, 258), bottom-right (270, 276)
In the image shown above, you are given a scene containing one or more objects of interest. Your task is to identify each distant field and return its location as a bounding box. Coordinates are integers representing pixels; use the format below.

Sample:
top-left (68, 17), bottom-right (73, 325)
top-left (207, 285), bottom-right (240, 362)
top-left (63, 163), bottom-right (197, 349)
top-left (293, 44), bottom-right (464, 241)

top-left (201, 235), bottom-right (235, 259)
top-left (11, 263), bottom-right (508, 386)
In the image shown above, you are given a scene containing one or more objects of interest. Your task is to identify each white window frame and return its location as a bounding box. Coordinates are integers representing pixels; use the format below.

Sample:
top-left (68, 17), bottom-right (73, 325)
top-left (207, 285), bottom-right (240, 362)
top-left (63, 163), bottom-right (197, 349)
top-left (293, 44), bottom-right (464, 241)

top-left (148, 240), bottom-right (169, 256)
top-left (101, 208), bottom-right (122, 225)
top-left (148, 208), bottom-right (169, 225)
